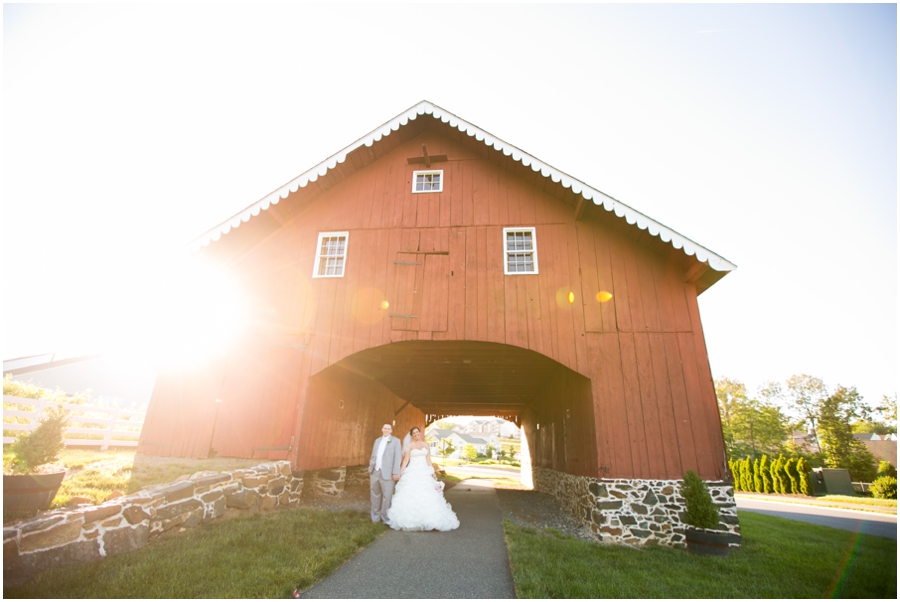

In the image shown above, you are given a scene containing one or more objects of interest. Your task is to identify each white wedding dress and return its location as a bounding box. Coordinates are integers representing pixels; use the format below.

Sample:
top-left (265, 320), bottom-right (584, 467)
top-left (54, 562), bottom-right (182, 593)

top-left (387, 447), bottom-right (460, 531)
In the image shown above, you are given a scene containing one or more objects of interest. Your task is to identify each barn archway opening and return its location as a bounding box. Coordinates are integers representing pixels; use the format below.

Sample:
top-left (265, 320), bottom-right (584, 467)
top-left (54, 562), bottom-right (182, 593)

top-left (294, 340), bottom-right (597, 489)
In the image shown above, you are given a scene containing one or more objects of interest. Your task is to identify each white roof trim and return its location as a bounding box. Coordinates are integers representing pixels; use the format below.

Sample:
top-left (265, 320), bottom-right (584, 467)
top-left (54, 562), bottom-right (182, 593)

top-left (188, 101), bottom-right (736, 273)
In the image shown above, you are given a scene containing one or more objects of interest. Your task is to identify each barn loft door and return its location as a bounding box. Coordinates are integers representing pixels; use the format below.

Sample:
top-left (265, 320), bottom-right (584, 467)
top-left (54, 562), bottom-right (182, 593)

top-left (391, 252), bottom-right (449, 332)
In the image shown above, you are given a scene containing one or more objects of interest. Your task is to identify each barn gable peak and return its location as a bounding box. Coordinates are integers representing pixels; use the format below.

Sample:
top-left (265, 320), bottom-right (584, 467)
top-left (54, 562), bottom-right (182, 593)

top-left (189, 100), bottom-right (736, 281)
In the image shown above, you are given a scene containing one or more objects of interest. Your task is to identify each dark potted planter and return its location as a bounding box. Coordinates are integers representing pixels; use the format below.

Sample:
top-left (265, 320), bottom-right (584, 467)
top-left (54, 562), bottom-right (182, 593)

top-left (681, 469), bottom-right (733, 557)
top-left (684, 525), bottom-right (739, 557)
top-left (3, 470), bottom-right (67, 512)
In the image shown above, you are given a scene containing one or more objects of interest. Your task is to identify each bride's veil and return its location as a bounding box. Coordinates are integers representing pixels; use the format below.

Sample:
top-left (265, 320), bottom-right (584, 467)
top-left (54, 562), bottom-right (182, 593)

top-left (402, 433), bottom-right (412, 454)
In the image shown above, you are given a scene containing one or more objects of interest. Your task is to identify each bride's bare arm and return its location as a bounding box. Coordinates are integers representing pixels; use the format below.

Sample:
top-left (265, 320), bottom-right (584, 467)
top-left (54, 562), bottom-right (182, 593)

top-left (399, 450), bottom-right (411, 475)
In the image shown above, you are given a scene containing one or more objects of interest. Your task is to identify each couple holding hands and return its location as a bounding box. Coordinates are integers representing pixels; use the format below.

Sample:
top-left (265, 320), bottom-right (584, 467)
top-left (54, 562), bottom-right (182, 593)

top-left (368, 423), bottom-right (460, 532)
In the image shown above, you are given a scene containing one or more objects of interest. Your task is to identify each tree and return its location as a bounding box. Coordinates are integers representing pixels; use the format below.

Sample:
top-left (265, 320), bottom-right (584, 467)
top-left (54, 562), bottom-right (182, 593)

top-left (816, 386), bottom-right (877, 482)
top-left (438, 439), bottom-right (456, 462)
top-left (463, 444), bottom-right (477, 462)
top-left (434, 420), bottom-right (459, 430)
top-left (715, 377), bottom-right (788, 459)
top-left (784, 374), bottom-right (829, 453)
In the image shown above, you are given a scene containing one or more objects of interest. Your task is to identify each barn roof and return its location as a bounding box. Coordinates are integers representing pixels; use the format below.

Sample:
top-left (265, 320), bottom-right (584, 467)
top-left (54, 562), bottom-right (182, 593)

top-left (189, 100), bottom-right (736, 278)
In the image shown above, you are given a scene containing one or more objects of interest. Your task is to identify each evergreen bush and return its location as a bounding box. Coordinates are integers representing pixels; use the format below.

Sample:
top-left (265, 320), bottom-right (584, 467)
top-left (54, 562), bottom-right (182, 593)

top-left (869, 476), bottom-right (897, 500)
top-left (796, 457), bottom-right (812, 496)
top-left (752, 458), bottom-right (762, 493)
top-left (877, 461), bottom-right (897, 479)
top-left (728, 459), bottom-right (740, 491)
top-left (742, 457), bottom-right (753, 492)
top-left (681, 469), bottom-right (720, 529)
top-left (759, 455), bottom-right (771, 493)
top-left (784, 458), bottom-right (799, 494)
top-left (6, 404), bottom-right (69, 474)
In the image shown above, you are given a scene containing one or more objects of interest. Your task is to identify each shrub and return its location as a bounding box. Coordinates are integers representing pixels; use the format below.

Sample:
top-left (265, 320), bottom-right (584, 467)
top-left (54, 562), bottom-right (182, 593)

top-left (6, 404), bottom-right (69, 474)
top-left (681, 469), bottom-right (720, 529)
top-left (797, 457), bottom-right (812, 496)
top-left (870, 476), bottom-right (897, 500)
top-left (752, 458), bottom-right (762, 493)
top-left (759, 455), bottom-right (771, 493)
top-left (741, 457), bottom-right (753, 492)
top-left (728, 459), bottom-right (740, 491)
top-left (784, 457), bottom-right (799, 494)
top-left (877, 461), bottom-right (897, 479)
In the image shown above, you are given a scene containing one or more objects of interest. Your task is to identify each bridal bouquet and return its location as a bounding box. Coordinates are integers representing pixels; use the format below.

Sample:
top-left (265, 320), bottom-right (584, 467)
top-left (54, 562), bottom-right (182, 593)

top-left (434, 480), bottom-right (444, 492)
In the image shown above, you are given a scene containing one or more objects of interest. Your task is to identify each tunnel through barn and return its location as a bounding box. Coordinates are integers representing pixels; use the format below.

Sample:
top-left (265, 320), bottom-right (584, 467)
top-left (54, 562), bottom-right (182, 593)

top-left (294, 340), bottom-right (596, 487)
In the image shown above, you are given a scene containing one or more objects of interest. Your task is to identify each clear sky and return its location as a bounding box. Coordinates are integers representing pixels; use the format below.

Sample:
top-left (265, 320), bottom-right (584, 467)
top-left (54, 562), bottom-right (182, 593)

top-left (3, 4), bottom-right (896, 408)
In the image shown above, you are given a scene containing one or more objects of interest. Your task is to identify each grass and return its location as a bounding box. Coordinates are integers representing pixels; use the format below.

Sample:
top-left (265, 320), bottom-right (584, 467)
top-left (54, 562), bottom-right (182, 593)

top-left (4, 507), bottom-right (385, 598)
top-left (503, 511), bottom-right (897, 598)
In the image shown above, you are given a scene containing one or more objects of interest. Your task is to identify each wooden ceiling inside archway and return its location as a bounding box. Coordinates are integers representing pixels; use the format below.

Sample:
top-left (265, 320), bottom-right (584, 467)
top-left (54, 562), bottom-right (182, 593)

top-left (336, 341), bottom-right (575, 423)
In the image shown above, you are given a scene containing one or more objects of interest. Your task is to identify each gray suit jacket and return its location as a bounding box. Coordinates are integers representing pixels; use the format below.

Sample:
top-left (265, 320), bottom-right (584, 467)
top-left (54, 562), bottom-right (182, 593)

top-left (368, 436), bottom-right (402, 480)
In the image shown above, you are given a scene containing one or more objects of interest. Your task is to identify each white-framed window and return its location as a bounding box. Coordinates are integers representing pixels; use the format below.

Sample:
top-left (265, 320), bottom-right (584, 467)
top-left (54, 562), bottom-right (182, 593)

top-left (412, 170), bottom-right (443, 193)
top-left (313, 231), bottom-right (349, 278)
top-left (503, 227), bottom-right (538, 275)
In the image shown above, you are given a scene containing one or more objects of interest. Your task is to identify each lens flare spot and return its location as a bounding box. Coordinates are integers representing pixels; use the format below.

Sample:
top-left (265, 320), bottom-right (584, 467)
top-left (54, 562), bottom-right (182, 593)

top-left (596, 291), bottom-right (613, 303)
top-left (567, 291), bottom-right (575, 304)
top-left (380, 300), bottom-right (390, 310)
top-left (554, 287), bottom-right (573, 309)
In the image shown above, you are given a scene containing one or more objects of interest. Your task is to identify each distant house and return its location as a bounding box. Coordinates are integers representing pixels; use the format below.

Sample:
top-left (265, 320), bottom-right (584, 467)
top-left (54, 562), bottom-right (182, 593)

top-left (424, 427), bottom-right (491, 458)
top-left (852, 433), bottom-right (897, 468)
top-left (789, 430), bottom-right (820, 454)
top-left (425, 427), bottom-right (456, 455)
top-left (459, 418), bottom-right (519, 439)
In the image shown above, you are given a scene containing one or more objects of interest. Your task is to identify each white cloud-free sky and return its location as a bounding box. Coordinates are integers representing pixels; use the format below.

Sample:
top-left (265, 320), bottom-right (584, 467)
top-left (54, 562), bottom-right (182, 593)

top-left (3, 4), bottom-right (896, 407)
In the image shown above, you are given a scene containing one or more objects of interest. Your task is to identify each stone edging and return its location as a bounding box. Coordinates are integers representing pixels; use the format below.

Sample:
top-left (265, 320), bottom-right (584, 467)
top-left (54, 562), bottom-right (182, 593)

top-left (532, 467), bottom-right (740, 548)
top-left (3, 461), bottom-right (303, 582)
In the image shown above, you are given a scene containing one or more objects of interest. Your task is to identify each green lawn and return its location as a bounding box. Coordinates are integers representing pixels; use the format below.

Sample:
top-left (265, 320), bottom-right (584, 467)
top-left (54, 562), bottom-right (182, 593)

top-left (504, 511), bottom-right (897, 598)
top-left (5, 508), bottom-right (385, 598)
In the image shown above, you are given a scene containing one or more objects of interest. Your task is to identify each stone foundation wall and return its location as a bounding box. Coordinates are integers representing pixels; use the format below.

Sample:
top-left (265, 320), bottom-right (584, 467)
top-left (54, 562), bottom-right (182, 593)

top-left (4, 461), bottom-right (304, 582)
top-left (533, 467), bottom-right (740, 548)
top-left (346, 465), bottom-right (369, 488)
top-left (306, 466), bottom-right (346, 496)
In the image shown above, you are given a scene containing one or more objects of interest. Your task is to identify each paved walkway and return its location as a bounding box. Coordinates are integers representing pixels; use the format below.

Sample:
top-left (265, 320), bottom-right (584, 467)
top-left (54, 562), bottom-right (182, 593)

top-left (302, 479), bottom-right (516, 598)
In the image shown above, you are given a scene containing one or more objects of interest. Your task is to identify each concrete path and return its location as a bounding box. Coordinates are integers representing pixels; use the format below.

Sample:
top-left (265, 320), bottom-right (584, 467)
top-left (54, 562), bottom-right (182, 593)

top-left (737, 497), bottom-right (897, 540)
top-left (302, 479), bottom-right (516, 599)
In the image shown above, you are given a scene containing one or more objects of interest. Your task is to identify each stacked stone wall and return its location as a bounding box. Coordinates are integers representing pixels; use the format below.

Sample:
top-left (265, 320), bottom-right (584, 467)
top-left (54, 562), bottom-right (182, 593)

top-left (307, 466), bottom-right (346, 496)
top-left (4, 461), bottom-right (303, 581)
top-left (346, 465), bottom-right (369, 488)
top-left (533, 467), bottom-right (740, 548)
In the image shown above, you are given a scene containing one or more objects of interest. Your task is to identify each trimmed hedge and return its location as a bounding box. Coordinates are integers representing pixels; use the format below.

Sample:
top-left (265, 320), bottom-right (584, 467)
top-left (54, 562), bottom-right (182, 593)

top-left (730, 453), bottom-right (812, 496)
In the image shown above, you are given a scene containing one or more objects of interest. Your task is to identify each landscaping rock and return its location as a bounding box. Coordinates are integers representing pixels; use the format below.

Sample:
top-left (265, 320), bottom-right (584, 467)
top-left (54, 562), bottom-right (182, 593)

top-left (20, 520), bottom-right (82, 552)
top-left (123, 506), bottom-right (151, 525)
top-left (155, 499), bottom-right (202, 521)
top-left (226, 489), bottom-right (260, 509)
top-left (83, 504), bottom-right (122, 525)
top-left (102, 525), bottom-right (150, 556)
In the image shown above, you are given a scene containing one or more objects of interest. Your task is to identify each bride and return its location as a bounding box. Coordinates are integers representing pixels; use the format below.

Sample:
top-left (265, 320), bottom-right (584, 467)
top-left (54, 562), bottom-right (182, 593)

top-left (386, 426), bottom-right (460, 531)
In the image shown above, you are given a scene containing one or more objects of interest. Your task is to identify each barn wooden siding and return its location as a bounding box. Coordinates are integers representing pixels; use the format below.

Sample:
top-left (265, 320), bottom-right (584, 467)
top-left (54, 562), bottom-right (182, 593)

top-left (139, 123), bottom-right (727, 481)
top-left (296, 364), bottom-right (425, 471)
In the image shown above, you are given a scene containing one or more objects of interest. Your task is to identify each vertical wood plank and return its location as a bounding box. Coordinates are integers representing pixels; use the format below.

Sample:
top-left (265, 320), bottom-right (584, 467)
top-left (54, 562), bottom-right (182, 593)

top-left (619, 333), bottom-right (651, 478)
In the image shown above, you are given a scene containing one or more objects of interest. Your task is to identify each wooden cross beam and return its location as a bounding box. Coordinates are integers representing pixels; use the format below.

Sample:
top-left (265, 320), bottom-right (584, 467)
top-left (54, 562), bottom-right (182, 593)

top-left (407, 144), bottom-right (448, 168)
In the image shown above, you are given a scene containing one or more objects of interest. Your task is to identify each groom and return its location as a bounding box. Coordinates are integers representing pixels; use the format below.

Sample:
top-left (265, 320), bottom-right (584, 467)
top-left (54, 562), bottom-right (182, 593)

top-left (368, 422), bottom-right (402, 524)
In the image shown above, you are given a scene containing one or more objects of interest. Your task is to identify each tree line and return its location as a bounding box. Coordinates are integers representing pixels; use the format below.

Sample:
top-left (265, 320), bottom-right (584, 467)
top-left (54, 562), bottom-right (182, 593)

top-left (716, 375), bottom-right (896, 482)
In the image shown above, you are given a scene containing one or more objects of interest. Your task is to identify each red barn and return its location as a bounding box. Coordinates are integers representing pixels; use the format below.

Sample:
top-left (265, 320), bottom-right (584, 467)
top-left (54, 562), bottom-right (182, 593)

top-left (139, 101), bottom-right (739, 545)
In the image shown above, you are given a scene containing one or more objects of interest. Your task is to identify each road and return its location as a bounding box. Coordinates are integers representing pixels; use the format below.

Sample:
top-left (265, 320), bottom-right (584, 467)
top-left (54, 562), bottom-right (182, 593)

top-left (442, 464), bottom-right (522, 479)
top-left (736, 497), bottom-right (897, 540)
